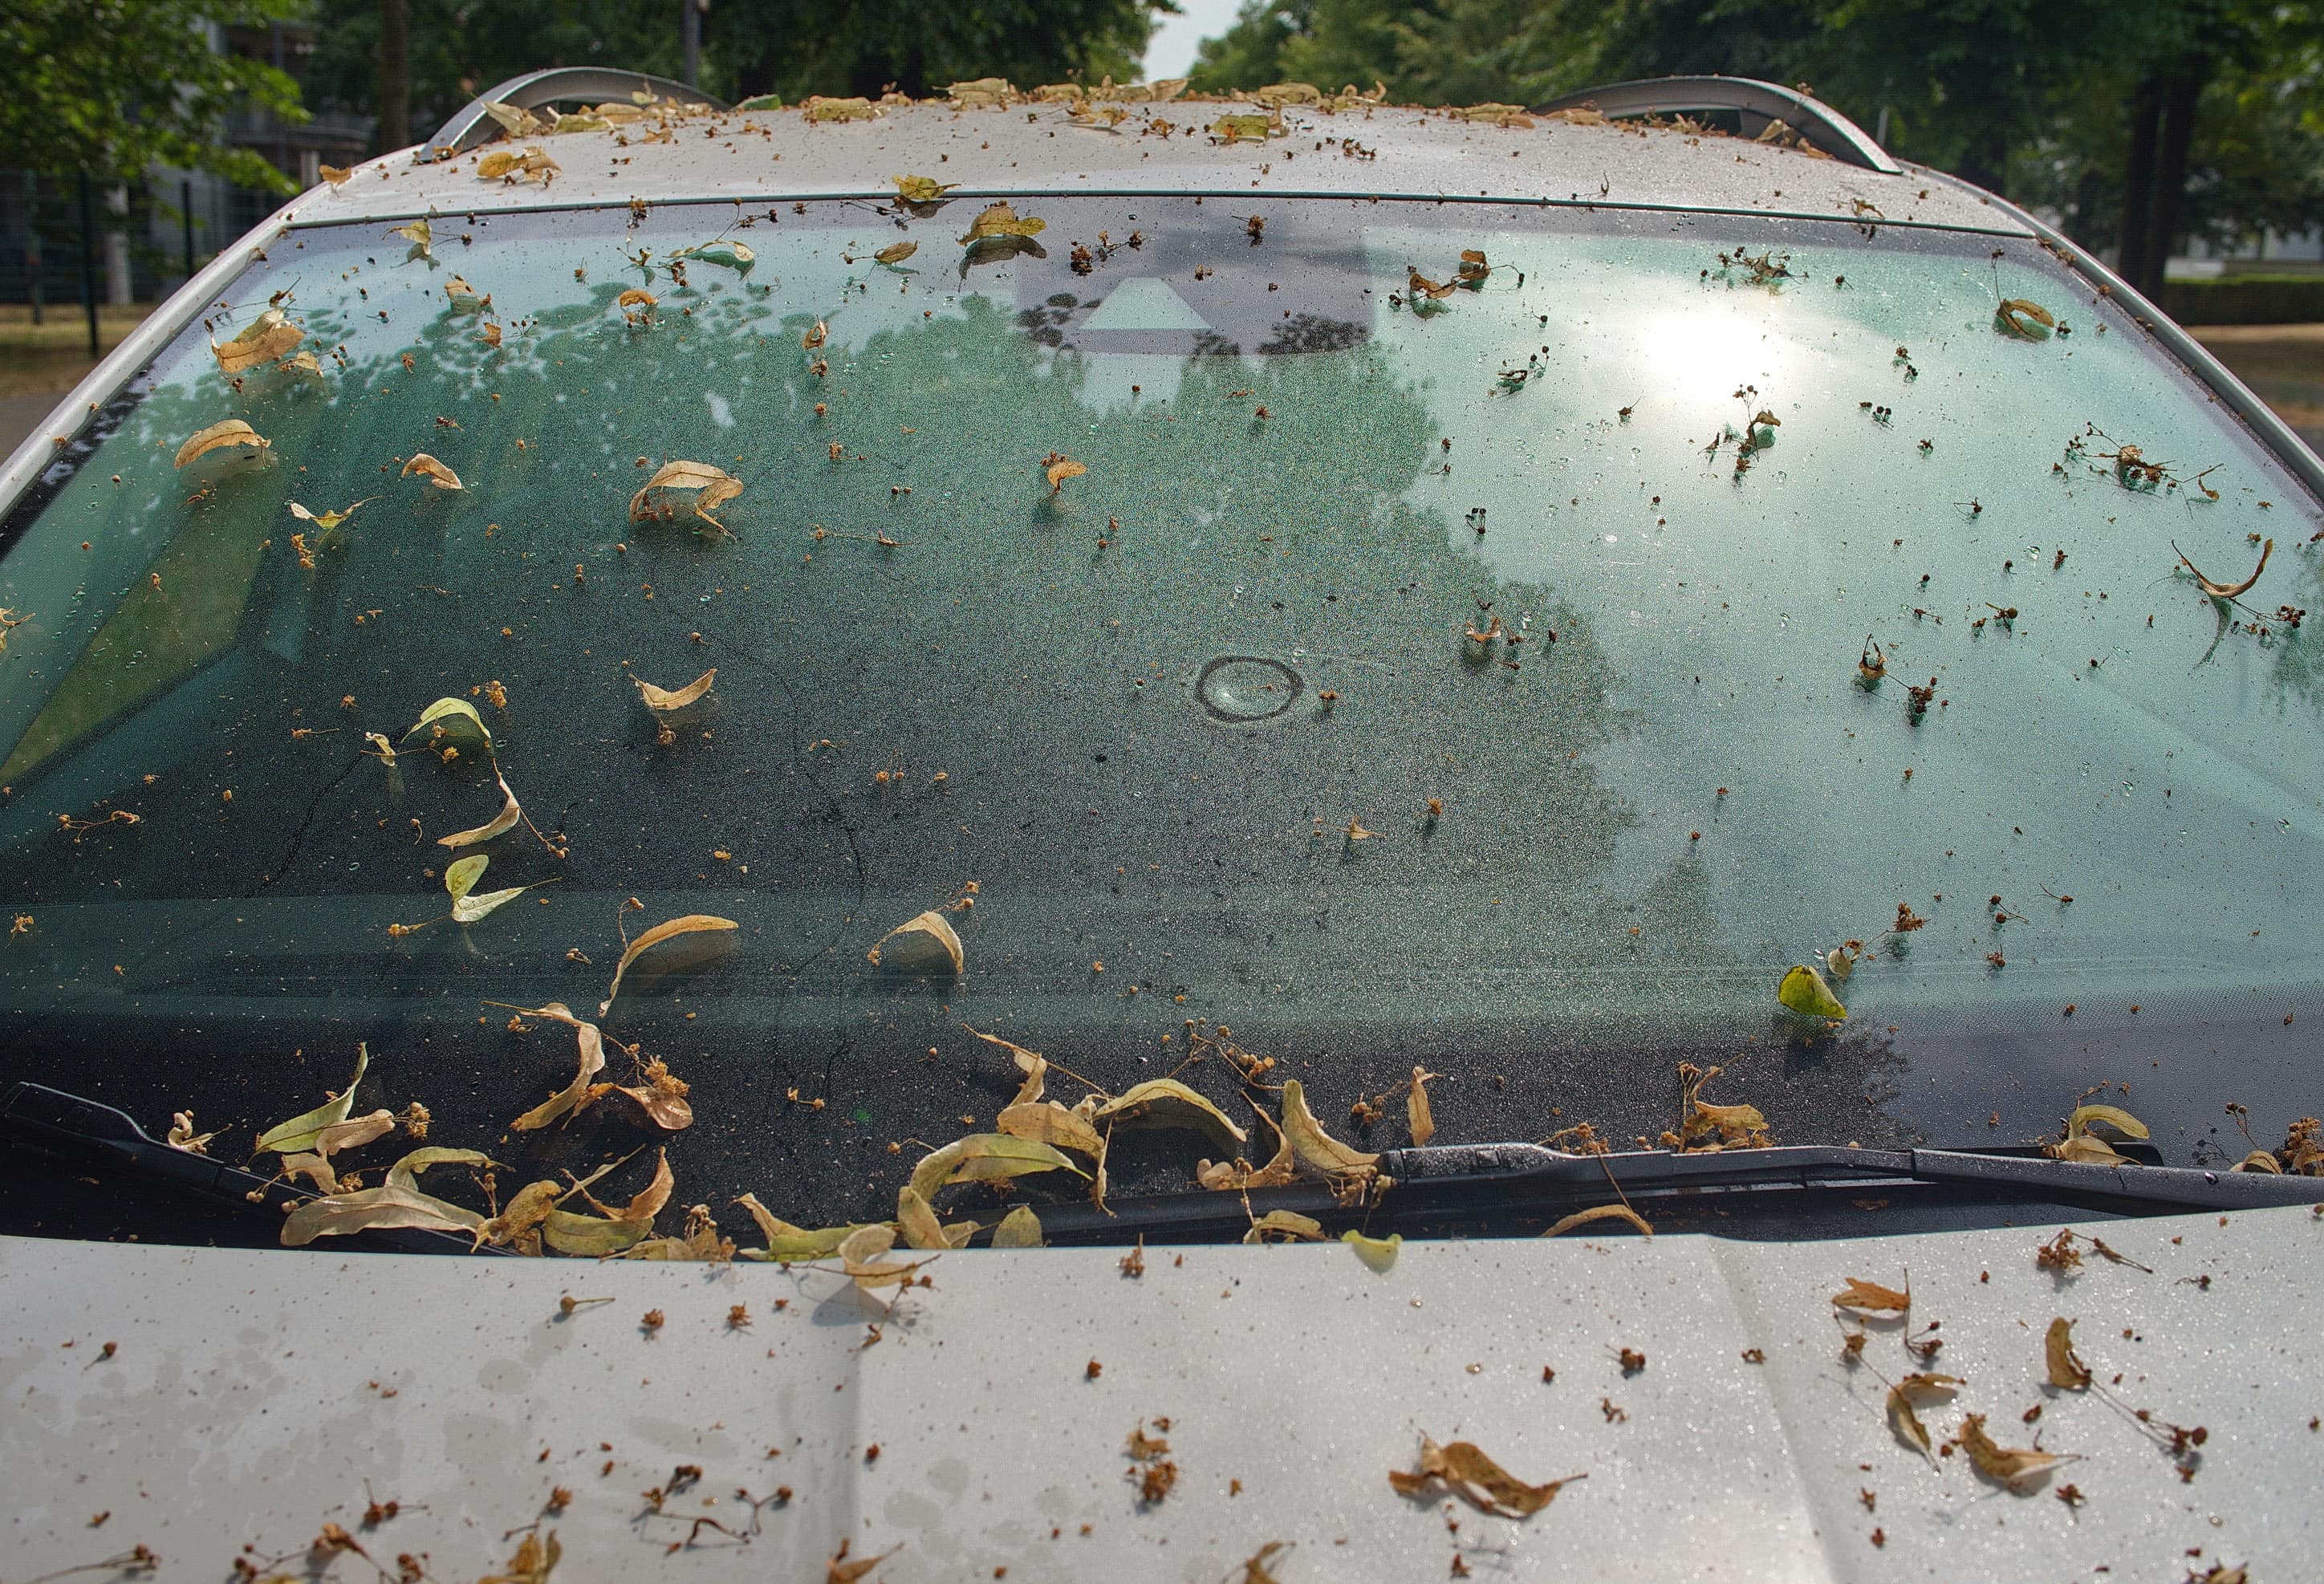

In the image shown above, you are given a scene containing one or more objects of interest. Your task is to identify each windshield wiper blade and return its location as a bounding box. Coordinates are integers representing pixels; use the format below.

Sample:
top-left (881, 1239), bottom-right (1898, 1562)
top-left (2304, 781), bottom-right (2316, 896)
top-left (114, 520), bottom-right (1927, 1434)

top-left (0, 1082), bottom-right (505, 1255)
top-left (1020, 1141), bottom-right (2319, 1245)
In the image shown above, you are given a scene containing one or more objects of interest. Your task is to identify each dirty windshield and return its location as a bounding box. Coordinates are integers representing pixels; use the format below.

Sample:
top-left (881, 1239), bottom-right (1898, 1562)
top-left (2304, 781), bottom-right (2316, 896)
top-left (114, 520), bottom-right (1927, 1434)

top-left (2, 193), bottom-right (2320, 1234)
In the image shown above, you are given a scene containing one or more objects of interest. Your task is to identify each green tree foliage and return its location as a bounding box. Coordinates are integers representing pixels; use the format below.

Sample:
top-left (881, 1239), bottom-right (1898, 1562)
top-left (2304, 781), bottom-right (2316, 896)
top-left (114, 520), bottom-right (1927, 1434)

top-left (0, 0), bottom-right (307, 190)
top-left (1189, 0), bottom-right (2324, 268)
top-left (303, 0), bottom-right (685, 145)
top-left (717, 0), bottom-right (1162, 102)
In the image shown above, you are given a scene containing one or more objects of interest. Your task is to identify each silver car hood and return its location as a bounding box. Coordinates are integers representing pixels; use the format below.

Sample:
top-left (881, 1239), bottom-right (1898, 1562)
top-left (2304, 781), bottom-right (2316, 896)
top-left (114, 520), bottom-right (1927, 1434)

top-left (5, 1205), bottom-right (2314, 1580)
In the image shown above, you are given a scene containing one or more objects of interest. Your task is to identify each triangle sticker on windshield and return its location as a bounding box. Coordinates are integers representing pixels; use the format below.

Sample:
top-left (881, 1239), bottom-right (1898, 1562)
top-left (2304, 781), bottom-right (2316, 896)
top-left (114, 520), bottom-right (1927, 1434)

top-left (1081, 277), bottom-right (1211, 332)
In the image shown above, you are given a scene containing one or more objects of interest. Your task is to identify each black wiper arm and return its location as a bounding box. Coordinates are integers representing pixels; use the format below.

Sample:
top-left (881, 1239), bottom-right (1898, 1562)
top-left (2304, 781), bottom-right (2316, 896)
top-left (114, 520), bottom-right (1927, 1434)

top-left (0, 1082), bottom-right (503, 1255)
top-left (1023, 1141), bottom-right (2320, 1245)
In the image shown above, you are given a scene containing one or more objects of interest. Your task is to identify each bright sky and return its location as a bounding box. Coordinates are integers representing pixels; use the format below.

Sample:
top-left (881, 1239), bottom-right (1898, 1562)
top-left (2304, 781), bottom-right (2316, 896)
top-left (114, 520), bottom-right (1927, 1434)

top-left (1141, 0), bottom-right (1245, 81)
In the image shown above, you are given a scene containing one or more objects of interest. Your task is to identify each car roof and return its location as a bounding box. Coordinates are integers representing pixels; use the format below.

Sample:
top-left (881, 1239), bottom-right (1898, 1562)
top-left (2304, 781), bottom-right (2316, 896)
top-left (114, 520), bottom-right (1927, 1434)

top-left (282, 99), bottom-right (2025, 237)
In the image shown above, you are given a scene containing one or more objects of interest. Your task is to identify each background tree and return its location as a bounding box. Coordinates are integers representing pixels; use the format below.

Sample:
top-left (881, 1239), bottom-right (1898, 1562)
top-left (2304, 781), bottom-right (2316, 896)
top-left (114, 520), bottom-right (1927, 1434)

top-left (0, 0), bottom-right (306, 190)
top-left (1189, 0), bottom-right (2324, 278)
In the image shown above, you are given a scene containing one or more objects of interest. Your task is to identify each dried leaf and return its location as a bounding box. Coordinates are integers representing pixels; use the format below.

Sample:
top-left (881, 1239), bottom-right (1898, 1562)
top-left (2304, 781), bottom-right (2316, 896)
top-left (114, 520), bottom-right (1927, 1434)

top-left (1278, 1079), bottom-right (1379, 1175)
top-left (607, 1082), bottom-right (693, 1131)
top-left (444, 852), bottom-right (538, 922)
top-left (892, 174), bottom-right (960, 203)
top-left (403, 695), bottom-right (493, 749)
top-left (279, 1146), bottom-right (493, 1246)
top-left (1388, 1433), bottom-right (1582, 1519)
top-left (1778, 963), bottom-right (1848, 1018)
top-left (390, 219), bottom-right (432, 256)
top-left (1044, 454), bottom-right (1087, 493)
top-left (834, 1224), bottom-right (928, 1294)
top-left (875, 240), bottom-right (919, 266)
top-left (1887, 1384), bottom-right (1935, 1460)
top-left (1092, 1078), bottom-right (1246, 1149)
top-left (1994, 298), bottom-right (2057, 339)
top-left (257, 1045), bottom-right (370, 1153)
top-left (733, 1197), bottom-right (872, 1261)
top-left (678, 238), bottom-right (754, 267)
top-left (167, 1112), bottom-right (217, 1153)
top-left (896, 1184), bottom-right (950, 1251)
top-left (1407, 1066), bottom-right (1438, 1147)
top-left (866, 909), bottom-right (963, 973)
top-left (478, 100), bottom-right (534, 135)
top-left (2067, 1103), bottom-right (2149, 1141)
top-left (1234, 1542), bottom-right (1292, 1583)
top-left (2234, 1148), bottom-right (2283, 1173)
top-left (632, 668), bottom-right (717, 712)
top-left (972, 1028), bottom-right (1047, 1104)
top-left (212, 308), bottom-right (304, 374)
top-left (319, 164), bottom-right (353, 185)
top-left (906, 1134), bottom-right (1083, 1201)
top-left (958, 201), bottom-right (1046, 244)
top-left (541, 1207), bottom-right (648, 1256)
top-left (2045, 1318), bottom-right (2091, 1390)
top-left (617, 287), bottom-right (657, 323)
top-left (173, 419), bottom-right (270, 469)
top-left (825, 1540), bottom-right (899, 1583)
top-left (400, 453), bottom-right (463, 491)
top-left (1199, 1110), bottom-right (1297, 1190)
top-left (1212, 113), bottom-right (1275, 143)
top-left (2047, 1134), bottom-right (2129, 1164)
top-left (286, 497), bottom-right (375, 532)
top-left (478, 1529), bottom-right (559, 1584)
top-left (511, 1008), bottom-right (606, 1131)
top-left (997, 1101), bottom-right (1106, 1157)
top-left (2179, 538), bottom-right (2272, 599)
top-left (1542, 1204), bottom-right (1655, 1239)
top-left (308, 1110), bottom-right (396, 1159)
top-left (992, 1204), bottom-right (1045, 1248)
top-left (1343, 1229), bottom-right (1401, 1271)
top-left (1244, 1209), bottom-right (1327, 1243)
top-left (804, 95), bottom-right (881, 123)
top-left (600, 915), bottom-right (740, 1015)
top-left (1832, 1275), bottom-right (1912, 1314)
top-left (437, 774), bottom-right (522, 848)
top-left (1958, 1412), bottom-right (2074, 1489)
top-left (628, 460), bottom-right (742, 530)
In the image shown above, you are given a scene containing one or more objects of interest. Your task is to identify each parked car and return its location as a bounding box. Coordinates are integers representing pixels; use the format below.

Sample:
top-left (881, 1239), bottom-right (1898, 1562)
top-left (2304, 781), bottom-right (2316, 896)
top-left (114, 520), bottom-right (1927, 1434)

top-left (2, 71), bottom-right (2317, 1582)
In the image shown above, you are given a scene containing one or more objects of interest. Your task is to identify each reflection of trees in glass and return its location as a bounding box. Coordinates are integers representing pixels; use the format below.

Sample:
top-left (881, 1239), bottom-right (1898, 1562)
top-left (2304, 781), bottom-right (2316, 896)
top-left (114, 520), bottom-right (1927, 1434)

top-left (1259, 313), bottom-right (1367, 355)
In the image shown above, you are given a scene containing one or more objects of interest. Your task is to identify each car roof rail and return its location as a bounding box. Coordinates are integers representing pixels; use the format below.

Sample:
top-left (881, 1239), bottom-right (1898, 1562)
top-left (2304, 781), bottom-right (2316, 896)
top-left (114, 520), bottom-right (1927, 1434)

top-left (423, 67), bottom-right (733, 160)
top-left (1536, 75), bottom-right (1902, 175)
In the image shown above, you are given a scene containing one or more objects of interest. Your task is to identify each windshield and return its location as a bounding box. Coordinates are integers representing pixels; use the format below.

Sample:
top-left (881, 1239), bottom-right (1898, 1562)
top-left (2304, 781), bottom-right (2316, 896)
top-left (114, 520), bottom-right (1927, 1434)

top-left (3, 193), bottom-right (2319, 1227)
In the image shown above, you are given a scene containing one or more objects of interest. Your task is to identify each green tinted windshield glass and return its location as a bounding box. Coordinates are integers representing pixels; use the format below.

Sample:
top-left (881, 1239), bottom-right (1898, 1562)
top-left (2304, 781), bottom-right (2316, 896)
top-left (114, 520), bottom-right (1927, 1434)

top-left (2, 196), bottom-right (2318, 1217)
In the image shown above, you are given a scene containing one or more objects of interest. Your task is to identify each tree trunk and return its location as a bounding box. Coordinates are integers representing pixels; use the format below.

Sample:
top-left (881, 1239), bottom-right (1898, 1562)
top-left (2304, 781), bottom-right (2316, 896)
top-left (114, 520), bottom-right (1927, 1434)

top-left (380, 0), bottom-right (411, 152)
top-left (2139, 64), bottom-right (2210, 302)
top-left (2116, 77), bottom-right (2164, 290)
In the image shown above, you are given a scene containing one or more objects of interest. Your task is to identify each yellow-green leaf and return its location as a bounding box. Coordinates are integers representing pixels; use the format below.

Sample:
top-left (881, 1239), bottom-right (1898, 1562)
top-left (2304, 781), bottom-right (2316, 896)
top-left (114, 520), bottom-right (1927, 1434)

top-left (401, 695), bottom-right (493, 749)
top-left (892, 173), bottom-right (959, 203)
top-left (600, 914), bottom-right (740, 1015)
top-left (2066, 1104), bottom-right (2148, 1141)
top-left (257, 1044), bottom-right (370, 1153)
top-left (907, 1133), bottom-right (1083, 1201)
top-left (1343, 1229), bottom-right (1402, 1271)
top-left (1778, 963), bottom-right (1848, 1019)
top-left (1278, 1079), bottom-right (1379, 1175)
top-left (997, 1100), bottom-right (1106, 1157)
top-left (174, 419), bottom-right (270, 469)
top-left (1092, 1078), bottom-right (1246, 1150)
top-left (992, 1204), bottom-right (1045, 1248)
top-left (957, 201), bottom-right (1046, 244)
top-left (897, 1184), bottom-right (950, 1251)
top-left (1244, 1209), bottom-right (1327, 1243)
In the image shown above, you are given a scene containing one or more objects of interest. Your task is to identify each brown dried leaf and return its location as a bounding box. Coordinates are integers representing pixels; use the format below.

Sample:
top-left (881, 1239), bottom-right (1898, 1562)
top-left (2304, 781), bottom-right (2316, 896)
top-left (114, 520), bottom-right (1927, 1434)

top-left (478, 1529), bottom-right (560, 1584)
top-left (632, 669), bottom-right (716, 712)
top-left (212, 308), bottom-right (304, 374)
top-left (618, 287), bottom-right (657, 323)
top-left (971, 1028), bottom-right (1047, 1104)
top-left (1045, 454), bottom-right (1087, 493)
top-left (866, 909), bottom-right (963, 973)
top-left (1541, 1203), bottom-right (1654, 1239)
top-left (825, 1541), bottom-right (900, 1582)
top-left (2045, 1318), bottom-right (2091, 1390)
top-left (997, 1100), bottom-right (1106, 1158)
top-left (1833, 1275), bottom-right (1911, 1314)
top-left (1092, 1078), bottom-right (1246, 1149)
top-left (874, 240), bottom-right (919, 266)
top-left (1958, 1412), bottom-right (2075, 1489)
top-left (600, 915), bottom-right (740, 1015)
top-left (628, 461), bottom-right (742, 529)
top-left (896, 1184), bottom-right (950, 1250)
top-left (1407, 1065), bottom-right (1438, 1147)
top-left (1994, 298), bottom-right (2056, 339)
top-left (1243, 1209), bottom-right (1327, 1243)
top-left (2179, 539), bottom-right (2272, 599)
top-left (510, 1008), bottom-right (607, 1130)
top-left (437, 773), bottom-right (521, 848)
top-left (906, 1134), bottom-right (1083, 1201)
top-left (991, 1204), bottom-right (1044, 1248)
top-left (1278, 1079), bottom-right (1379, 1175)
top-left (1388, 1433), bottom-right (1582, 1519)
top-left (958, 201), bottom-right (1046, 243)
top-left (278, 1147), bottom-right (493, 1246)
top-left (174, 419), bottom-right (270, 469)
top-left (400, 453), bottom-right (463, 491)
